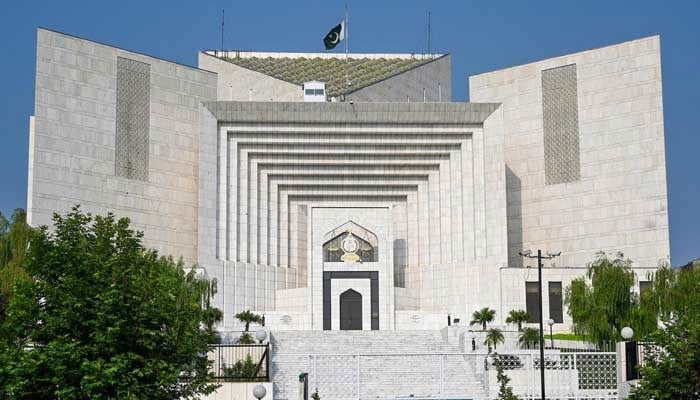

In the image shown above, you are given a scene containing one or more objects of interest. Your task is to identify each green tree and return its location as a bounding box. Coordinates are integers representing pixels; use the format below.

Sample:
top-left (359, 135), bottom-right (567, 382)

top-left (0, 209), bottom-right (32, 320)
top-left (484, 328), bottom-right (505, 351)
top-left (628, 266), bottom-right (700, 400)
top-left (0, 207), bottom-right (221, 400)
top-left (493, 353), bottom-right (520, 400)
top-left (518, 327), bottom-right (540, 348)
top-left (564, 252), bottom-right (656, 345)
top-left (470, 307), bottom-right (496, 331)
top-left (235, 310), bottom-right (262, 332)
top-left (505, 309), bottom-right (529, 331)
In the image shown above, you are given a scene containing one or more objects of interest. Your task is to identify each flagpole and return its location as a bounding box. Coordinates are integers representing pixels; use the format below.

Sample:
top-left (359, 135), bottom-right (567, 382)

top-left (344, 1), bottom-right (349, 98)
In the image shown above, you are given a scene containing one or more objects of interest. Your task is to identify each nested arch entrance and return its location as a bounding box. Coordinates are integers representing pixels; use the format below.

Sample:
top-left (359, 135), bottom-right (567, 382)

top-left (339, 289), bottom-right (363, 330)
top-left (323, 271), bottom-right (379, 330)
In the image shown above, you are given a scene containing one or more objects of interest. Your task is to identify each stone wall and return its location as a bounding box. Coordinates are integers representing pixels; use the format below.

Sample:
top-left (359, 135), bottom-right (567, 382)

top-left (29, 28), bottom-right (217, 263)
top-left (198, 52), bottom-right (302, 102)
top-left (470, 36), bottom-right (669, 271)
top-left (348, 55), bottom-right (452, 102)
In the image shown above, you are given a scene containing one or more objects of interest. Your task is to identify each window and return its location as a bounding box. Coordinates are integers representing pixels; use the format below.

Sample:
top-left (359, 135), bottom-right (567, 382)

top-left (314, 89), bottom-right (325, 95)
top-left (526, 282), bottom-right (540, 323)
top-left (548, 281), bottom-right (563, 323)
top-left (305, 89), bottom-right (315, 95)
top-left (639, 281), bottom-right (652, 298)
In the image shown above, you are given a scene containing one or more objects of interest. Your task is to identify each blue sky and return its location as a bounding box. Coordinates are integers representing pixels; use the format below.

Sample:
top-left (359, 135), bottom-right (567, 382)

top-left (0, 0), bottom-right (697, 265)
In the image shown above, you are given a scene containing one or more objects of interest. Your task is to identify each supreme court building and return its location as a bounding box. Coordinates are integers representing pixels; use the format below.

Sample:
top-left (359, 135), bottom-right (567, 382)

top-left (27, 28), bottom-right (669, 334)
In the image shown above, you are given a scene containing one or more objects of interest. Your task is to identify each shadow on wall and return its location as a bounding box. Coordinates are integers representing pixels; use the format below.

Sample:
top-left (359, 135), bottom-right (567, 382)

top-left (506, 166), bottom-right (523, 268)
top-left (394, 238), bottom-right (407, 288)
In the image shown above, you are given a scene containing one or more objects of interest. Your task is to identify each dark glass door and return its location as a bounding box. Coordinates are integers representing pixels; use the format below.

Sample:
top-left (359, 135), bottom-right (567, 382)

top-left (339, 289), bottom-right (362, 330)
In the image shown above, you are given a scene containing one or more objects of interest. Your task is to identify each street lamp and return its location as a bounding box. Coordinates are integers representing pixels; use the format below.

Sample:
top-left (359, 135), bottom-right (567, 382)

top-left (621, 326), bottom-right (639, 381)
top-left (548, 318), bottom-right (555, 348)
top-left (520, 249), bottom-right (561, 400)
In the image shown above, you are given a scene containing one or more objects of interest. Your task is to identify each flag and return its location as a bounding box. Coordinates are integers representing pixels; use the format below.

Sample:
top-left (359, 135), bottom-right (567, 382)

top-left (323, 21), bottom-right (345, 50)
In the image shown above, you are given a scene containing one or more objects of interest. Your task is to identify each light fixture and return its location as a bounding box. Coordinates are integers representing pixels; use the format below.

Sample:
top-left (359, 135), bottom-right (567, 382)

top-left (547, 319), bottom-right (554, 327)
top-left (255, 329), bottom-right (268, 344)
top-left (621, 326), bottom-right (634, 340)
top-left (519, 249), bottom-right (532, 257)
top-left (253, 384), bottom-right (267, 399)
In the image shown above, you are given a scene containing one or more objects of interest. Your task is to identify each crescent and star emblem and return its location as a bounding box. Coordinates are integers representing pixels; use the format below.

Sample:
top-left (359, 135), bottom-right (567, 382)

top-left (329, 32), bottom-right (339, 44)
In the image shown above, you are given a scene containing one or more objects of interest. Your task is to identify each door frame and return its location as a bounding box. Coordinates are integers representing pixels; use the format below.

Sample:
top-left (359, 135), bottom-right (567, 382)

top-left (323, 271), bottom-right (379, 330)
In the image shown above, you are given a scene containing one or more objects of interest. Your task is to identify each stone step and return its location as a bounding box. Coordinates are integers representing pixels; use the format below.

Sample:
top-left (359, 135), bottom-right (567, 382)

top-left (269, 330), bottom-right (488, 400)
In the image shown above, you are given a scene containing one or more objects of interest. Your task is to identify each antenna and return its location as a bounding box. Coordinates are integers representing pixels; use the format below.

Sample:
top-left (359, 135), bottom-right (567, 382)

top-left (221, 9), bottom-right (225, 54)
top-left (427, 11), bottom-right (431, 57)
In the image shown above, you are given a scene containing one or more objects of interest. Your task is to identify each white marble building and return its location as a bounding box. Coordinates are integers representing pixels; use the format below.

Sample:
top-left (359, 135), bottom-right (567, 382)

top-left (27, 28), bottom-right (668, 336)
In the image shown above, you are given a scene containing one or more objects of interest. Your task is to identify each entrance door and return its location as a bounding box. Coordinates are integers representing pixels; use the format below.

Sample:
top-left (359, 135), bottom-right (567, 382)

top-left (339, 289), bottom-right (362, 330)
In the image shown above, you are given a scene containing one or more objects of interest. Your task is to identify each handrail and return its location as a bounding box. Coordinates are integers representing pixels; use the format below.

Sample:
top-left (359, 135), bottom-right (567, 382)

top-left (208, 343), bottom-right (270, 382)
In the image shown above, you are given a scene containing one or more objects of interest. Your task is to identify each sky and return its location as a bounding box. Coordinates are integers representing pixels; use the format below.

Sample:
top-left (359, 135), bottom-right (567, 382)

top-left (0, 0), bottom-right (698, 266)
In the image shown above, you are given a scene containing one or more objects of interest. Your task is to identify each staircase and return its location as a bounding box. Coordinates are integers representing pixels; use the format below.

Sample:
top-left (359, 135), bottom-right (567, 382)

top-left (270, 330), bottom-right (488, 400)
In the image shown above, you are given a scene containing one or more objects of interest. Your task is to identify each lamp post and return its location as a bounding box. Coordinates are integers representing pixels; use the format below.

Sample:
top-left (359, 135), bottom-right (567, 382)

top-left (548, 318), bottom-right (555, 348)
top-left (520, 249), bottom-right (561, 400)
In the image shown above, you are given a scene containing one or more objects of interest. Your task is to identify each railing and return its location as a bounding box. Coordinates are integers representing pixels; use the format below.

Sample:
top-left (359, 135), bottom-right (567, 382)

top-left (284, 351), bottom-right (618, 400)
top-left (208, 344), bottom-right (270, 382)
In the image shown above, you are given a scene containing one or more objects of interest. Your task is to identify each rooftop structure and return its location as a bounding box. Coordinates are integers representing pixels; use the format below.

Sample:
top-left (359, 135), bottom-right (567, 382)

top-left (205, 50), bottom-right (445, 98)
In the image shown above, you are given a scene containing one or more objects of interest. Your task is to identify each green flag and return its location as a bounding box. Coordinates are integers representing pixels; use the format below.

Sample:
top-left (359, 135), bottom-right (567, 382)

top-left (323, 21), bottom-right (345, 50)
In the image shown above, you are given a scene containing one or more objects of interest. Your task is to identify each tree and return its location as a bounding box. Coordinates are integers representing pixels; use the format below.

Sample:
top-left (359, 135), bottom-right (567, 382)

top-left (235, 310), bottom-right (262, 332)
top-left (628, 266), bottom-right (700, 400)
top-left (564, 252), bottom-right (656, 345)
top-left (0, 209), bottom-right (32, 320)
top-left (493, 353), bottom-right (520, 400)
top-left (0, 207), bottom-right (221, 399)
top-left (484, 328), bottom-right (505, 351)
top-left (470, 307), bottom-right (496, 331)
top-left (505, 309), bottom-right (529, 331)
top-left (518, 327), bottom-right (540, 348)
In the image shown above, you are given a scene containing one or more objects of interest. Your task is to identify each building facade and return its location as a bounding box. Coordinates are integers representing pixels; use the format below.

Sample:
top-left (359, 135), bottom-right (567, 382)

top-left (27, 28), bottom-right (669, 335)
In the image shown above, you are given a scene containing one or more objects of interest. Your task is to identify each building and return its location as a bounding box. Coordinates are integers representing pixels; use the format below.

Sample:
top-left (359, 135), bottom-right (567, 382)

top-left (27, 27), bottom-right (669, 398)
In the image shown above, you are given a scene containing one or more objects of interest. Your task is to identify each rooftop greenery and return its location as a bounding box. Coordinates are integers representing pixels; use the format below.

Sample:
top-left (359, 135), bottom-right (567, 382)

top-left (221, 55), bottom-right (439, 97)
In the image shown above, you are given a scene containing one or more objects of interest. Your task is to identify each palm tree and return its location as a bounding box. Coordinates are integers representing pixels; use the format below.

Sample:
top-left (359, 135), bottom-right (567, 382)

top-left (484, 328), bottom-right (505, 351)
top-left (518, 327), bottom-right (540, 349)
top-left (505, 309), bottom-right (530, 331)
top-left (470, 307), bottom-right (496, 331)
top-left (235, 310), bottom-right (262, 331)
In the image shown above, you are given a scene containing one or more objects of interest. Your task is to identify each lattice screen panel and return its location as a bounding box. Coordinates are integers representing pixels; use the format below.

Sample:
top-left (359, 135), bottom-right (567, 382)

top-left (115, 57), bottom-right (150, 181)
top-left (542, 64), bottom-right (580, 185)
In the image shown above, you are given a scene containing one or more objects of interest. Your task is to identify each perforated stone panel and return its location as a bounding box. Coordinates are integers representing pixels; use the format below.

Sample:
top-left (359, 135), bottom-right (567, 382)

top-left (115, 57), bottom-right (150, 181)
top-left (542, 64), bottom-right (580, 185)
